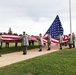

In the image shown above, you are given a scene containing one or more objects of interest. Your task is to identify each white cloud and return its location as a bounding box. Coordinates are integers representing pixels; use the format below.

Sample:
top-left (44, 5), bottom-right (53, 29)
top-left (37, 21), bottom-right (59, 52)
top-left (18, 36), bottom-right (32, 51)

top-left (0, 0), bottom-right (76, 35)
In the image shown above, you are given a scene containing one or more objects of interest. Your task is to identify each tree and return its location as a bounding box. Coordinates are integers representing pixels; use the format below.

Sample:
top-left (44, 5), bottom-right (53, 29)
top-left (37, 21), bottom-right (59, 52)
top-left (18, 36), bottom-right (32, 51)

top-left (8, 27), bottom-right (12, 34)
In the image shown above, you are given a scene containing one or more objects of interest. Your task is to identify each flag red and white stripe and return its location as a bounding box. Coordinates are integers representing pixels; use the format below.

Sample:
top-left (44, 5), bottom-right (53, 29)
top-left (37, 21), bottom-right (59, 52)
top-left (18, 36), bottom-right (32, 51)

top-left (43, 34), bottom-right (68, 44)
top-left (28, 36), bottom-right (37, 41)
top-left (1, 34), bottom-right (21, 40)
top-left (1, 34), bottom-right (68, 44)
top-left (1, 34), bottom-right (38, 41)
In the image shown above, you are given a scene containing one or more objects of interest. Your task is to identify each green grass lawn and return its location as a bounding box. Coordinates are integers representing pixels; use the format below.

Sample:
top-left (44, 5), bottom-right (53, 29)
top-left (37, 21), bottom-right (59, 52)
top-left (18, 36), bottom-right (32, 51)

top-left (0, 48), bottom-right (76, 75)
top-left (0, 42), bottom-right (38, 54)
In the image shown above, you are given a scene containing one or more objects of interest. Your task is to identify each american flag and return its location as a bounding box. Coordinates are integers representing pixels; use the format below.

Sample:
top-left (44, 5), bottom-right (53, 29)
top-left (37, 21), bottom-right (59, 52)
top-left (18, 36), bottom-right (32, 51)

top-left (1, 15), bottom-right (68, 43)
top-left (1, 34), bottom-right (38, 41)
top-left (1, 34), bottom-right (21, 40)
top-left (43, 15), bottom-right (68, 44)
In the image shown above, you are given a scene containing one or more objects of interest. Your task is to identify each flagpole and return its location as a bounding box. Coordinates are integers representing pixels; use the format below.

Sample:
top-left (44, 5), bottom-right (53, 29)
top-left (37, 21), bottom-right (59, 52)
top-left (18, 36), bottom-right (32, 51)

top-left (69, 0), bottom-right (72, 42)
top-left (69, 0), bottom-right (72, 35)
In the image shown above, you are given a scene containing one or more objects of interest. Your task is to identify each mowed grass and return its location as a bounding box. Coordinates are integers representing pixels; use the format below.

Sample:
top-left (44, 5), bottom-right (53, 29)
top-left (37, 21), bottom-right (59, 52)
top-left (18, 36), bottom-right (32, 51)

top-left (0, 48), bottom-right (76, 75)
top-left (0, 42), bottom-right (38, 54)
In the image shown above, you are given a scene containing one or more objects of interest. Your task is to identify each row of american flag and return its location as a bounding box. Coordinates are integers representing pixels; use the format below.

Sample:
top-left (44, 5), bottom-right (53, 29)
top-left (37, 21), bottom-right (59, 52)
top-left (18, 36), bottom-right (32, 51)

top-left (1, 15), bottom-right (68, 44)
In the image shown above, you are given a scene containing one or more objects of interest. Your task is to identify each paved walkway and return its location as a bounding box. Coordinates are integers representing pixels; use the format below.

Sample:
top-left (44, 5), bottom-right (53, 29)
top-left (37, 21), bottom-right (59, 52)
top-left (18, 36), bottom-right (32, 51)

top-left (0, 45), bottom-right (67, 68)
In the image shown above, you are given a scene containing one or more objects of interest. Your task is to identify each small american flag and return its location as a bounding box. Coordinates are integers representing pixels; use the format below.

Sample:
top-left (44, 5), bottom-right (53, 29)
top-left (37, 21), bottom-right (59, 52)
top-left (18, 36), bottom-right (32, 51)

top-left (43, 15), bottom-right (67, 44)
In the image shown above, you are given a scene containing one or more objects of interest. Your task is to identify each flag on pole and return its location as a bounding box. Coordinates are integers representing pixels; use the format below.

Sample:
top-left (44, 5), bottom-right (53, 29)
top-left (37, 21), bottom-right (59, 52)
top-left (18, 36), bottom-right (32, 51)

top-left (46, 15), bottom-right (63, 38)
top-left (43, 15), bottom-right (64, 44)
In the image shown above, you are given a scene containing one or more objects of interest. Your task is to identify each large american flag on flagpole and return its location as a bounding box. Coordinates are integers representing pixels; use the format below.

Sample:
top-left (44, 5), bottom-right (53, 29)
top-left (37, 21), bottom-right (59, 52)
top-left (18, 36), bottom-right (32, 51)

top-left (43, 15), bottom-right (68, 44)
top-left (1, 15), bottom-right (68, 43)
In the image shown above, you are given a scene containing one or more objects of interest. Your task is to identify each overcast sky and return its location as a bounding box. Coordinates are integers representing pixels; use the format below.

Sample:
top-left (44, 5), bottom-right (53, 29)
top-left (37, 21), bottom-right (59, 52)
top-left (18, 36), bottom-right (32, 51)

top-left (0, 0), bottom-right (76, 35)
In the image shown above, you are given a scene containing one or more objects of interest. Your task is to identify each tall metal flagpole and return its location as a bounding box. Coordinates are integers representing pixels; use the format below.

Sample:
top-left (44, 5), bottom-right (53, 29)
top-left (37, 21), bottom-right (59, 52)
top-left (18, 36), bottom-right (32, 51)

top-left (69, 0), bottom-right (72, 35)
top-left (69, 0), bottom-right (72, 43)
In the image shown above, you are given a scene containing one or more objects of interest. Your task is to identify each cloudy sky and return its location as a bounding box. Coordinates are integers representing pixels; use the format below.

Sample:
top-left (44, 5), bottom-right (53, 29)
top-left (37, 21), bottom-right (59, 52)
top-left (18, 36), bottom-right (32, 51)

top-left (0, 0), bottom-right (76, 35)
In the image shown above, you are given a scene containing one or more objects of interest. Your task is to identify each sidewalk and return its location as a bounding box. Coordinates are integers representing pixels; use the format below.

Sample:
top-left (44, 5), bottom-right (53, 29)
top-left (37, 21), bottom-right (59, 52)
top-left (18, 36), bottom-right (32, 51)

top-left (0, 45), bottom-right (65, 68)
